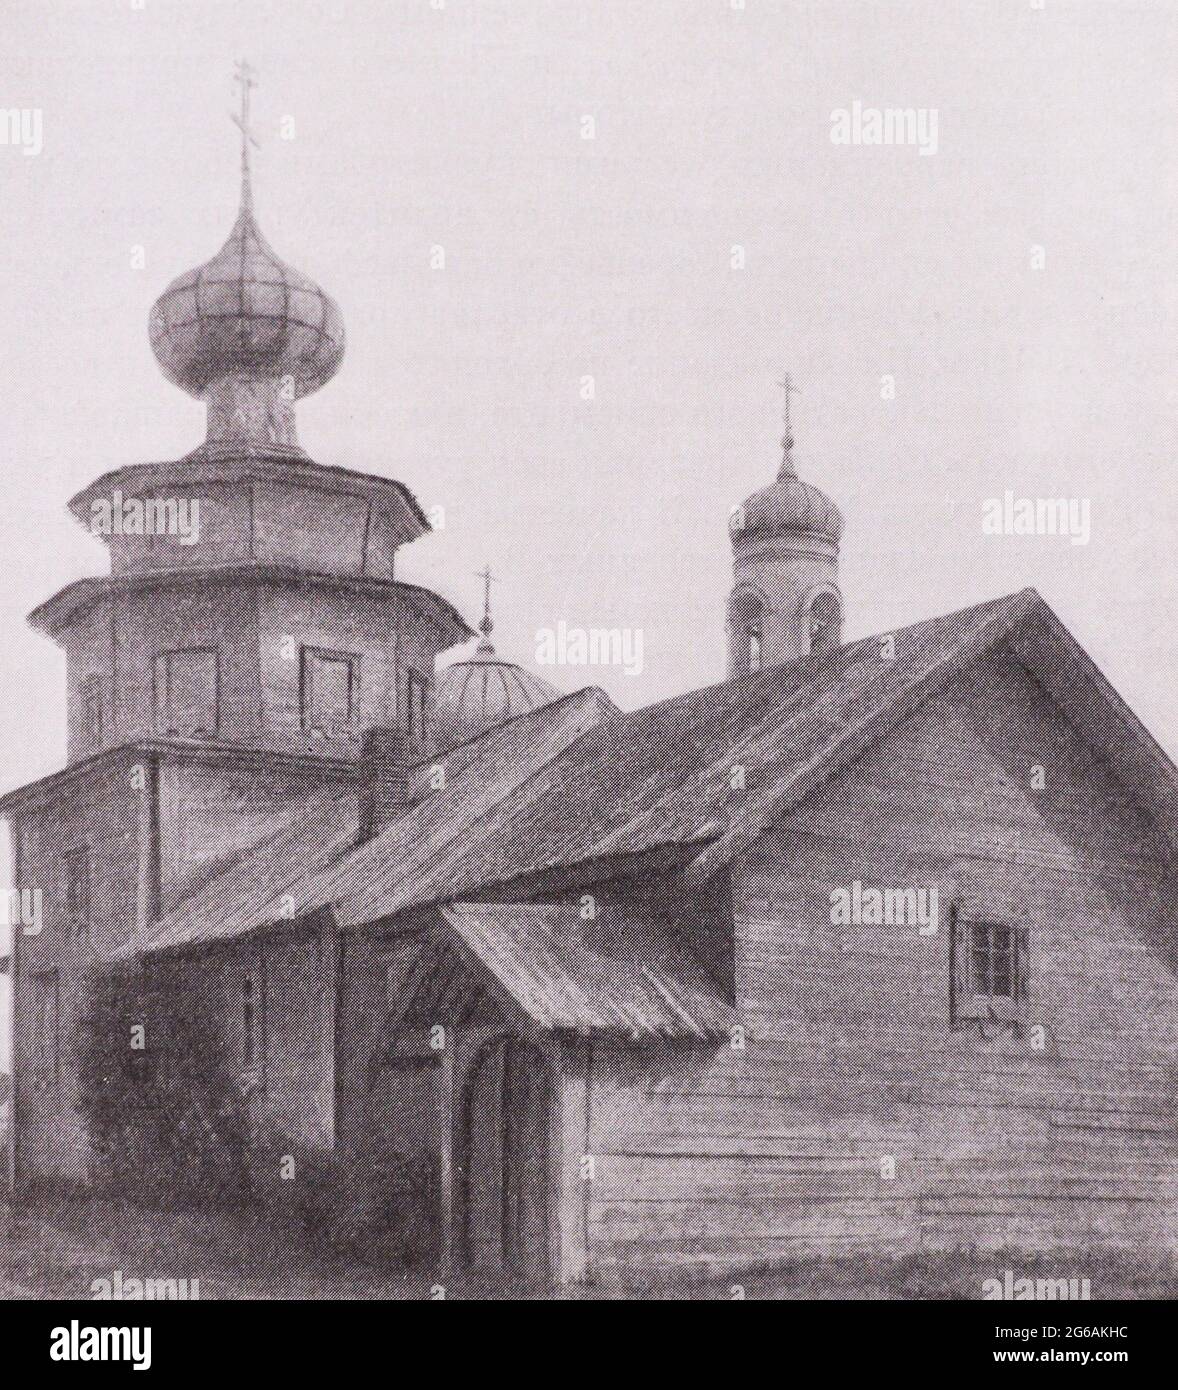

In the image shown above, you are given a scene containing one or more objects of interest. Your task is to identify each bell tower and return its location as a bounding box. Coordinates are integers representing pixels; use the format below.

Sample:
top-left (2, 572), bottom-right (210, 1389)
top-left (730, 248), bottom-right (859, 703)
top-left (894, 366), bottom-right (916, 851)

top-left (727, 376), bottom-right (843, 675)
top-left (2, 70), bottom-right (473, 1186)
top-left (42, 66), bottom-right (472, 769)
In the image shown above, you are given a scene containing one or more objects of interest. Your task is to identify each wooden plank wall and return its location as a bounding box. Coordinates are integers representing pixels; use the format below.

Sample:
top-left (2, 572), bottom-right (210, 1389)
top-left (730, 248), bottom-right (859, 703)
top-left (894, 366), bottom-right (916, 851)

top-left (583, 655), bottom-right (1178, 1274)
top-left (11, 763), bottom-right (142, 1183)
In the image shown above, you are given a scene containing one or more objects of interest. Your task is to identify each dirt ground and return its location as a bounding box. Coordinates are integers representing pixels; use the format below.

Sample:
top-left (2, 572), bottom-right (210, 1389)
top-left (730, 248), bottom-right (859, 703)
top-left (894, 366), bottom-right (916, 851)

top-left (4, 1195), bottom-right (1178, 1300)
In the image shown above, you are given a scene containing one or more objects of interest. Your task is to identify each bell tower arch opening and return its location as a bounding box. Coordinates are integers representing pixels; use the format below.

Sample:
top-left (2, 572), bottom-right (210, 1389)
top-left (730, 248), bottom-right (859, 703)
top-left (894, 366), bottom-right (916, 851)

top-left (806, 586), bottom-right (843, 654)
top-left (727, 584), bottom-right (768, 678)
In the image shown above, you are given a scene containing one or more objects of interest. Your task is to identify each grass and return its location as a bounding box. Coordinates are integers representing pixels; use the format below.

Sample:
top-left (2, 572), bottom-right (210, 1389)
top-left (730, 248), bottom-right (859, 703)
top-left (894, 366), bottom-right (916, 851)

top-left (4, 1193), bottom-right (1178, 1299)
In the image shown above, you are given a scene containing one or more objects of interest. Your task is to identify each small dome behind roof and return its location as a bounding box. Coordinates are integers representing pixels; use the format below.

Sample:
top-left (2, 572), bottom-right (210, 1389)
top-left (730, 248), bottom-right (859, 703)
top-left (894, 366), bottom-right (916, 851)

top-left (432, 566), bottom-right (562, 749)
top-left (732, 375), bottom-right (841, 545)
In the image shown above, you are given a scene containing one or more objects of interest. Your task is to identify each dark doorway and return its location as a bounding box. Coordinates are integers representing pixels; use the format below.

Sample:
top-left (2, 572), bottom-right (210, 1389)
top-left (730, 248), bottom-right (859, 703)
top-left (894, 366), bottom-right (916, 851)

top-left (461, 1035), bottom-right (551, 1279)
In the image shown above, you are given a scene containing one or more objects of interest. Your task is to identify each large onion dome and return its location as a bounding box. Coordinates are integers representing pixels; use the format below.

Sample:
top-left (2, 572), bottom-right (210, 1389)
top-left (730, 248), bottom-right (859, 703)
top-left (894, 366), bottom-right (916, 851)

top-left (731, 376), bottom-right (841, 545)
top-left (148, 76), bottom-right (344, 456)
top-left (149, 202), bottom-right (345, 402)
top-left (735, 468), bottom-right (843, 544)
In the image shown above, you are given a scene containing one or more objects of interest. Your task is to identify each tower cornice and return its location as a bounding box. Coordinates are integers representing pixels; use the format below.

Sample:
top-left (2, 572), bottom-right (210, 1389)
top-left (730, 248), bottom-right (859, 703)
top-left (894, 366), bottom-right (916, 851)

top-left (28, 566), bottom-right (475, 644)
top-left (69, 456), bottom-right (429, 540)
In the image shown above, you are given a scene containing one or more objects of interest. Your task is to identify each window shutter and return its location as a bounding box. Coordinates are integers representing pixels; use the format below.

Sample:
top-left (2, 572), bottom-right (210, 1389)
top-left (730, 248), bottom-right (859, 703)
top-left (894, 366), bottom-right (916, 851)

top-left (1015, 926), bottom-right (1030, 1003)
top-left (950, 909), bottom-right (980, 1021)
top-left (154, 649), bottom-right (218, 736)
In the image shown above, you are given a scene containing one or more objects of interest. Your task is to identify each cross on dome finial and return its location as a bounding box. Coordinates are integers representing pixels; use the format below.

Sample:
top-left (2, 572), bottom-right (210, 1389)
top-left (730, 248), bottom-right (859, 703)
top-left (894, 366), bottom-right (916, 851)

top-left (231, 59), bottom-right (260, 211)
top-left (149, 69), bottom-right (346, 458)
top-left (475, 564), bottom-right (497, 648)
top-left (776, 372), bottom-right (799, 478)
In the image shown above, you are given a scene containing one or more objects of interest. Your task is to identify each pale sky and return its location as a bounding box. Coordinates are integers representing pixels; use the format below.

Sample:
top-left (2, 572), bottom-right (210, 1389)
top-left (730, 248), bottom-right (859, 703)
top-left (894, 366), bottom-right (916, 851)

top-left (1, 0), bottom-right (1176, 1063)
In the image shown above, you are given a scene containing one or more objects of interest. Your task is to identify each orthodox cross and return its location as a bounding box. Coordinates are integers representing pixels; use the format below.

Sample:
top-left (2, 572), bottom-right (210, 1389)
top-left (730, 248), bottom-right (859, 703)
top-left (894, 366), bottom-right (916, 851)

top-left (777, 372), bottom-right (800, 475)
top-left (475, 564), bottom-right (497, 640)
top-left (231, 60), bottom-right (260, 209)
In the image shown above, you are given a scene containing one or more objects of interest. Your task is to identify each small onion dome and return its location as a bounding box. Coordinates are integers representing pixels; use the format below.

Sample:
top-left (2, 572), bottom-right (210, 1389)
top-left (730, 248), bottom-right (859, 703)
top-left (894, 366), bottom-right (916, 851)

top-left (733, 467), bottom-right (843, 545)
top-left (149, 202), bottom-right (345, 400)
top-left (432, 637), bottom-right (562, 749)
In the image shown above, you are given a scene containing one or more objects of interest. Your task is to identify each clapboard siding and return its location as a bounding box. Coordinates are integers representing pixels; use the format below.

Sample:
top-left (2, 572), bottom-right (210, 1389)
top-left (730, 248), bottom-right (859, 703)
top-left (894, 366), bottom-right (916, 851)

top-left (11, 764), bottom-right (142, 1182)
top-left (584, 654), bottom-right (1178, 1273)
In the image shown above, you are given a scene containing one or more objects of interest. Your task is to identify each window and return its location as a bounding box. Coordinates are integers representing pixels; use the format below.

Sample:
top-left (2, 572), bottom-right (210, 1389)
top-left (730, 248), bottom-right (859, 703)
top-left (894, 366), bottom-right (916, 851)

top-left (808, 590), bottom-right (842, 654)
top-left (241, 974), bottom-right (265, 1071)
top-left (301, 647), bottom-right (358, 737)
top-left (29, 970), bottom-right (60, 1091)
top-left (64, 847), bottom-right (90, 933)
top-left (406, 669), bottom-right (430, 741)
top-left (748, 627), bottom-right (763, 673)
top-left (81, 676), bottom-right (104, 749)
top-left (153, 648), bottom-right (218, 737)
top-left (952, 913), bottom-right (1028, 1024)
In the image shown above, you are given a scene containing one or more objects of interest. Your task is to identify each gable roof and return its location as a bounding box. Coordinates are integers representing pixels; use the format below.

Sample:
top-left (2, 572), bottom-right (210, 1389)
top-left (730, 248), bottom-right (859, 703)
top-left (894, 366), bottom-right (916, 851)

top-left (121, 587), bottom-right (1178, 959)
top-left (117, 785), bottom-right (364, 960)
top-left (118, 685), bottom-right (615, 959)
top-left (397, 902), bottom-right (737, 1040)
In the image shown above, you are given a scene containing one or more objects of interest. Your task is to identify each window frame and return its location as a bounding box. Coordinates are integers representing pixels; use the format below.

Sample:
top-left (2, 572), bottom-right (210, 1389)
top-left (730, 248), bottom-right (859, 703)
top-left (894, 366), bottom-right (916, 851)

top-left (406, 668), bottom-right (431, 741)
top-left (728, 585), bottom-right (767, 677)
top-left (950, 906), bottom-right (1029, 1025)
top-left (300, 646), bottom-right (360, 738)
top-left (241, 972), bottom-right (267, 1074)
top-left (64, 846), bottom-right (91, 934)
top-left (152, 646), bottom-right (220, 738)
top-left (807, 590), bottom-right (842, 654)
top-left (28, 968), bottom-right (60, 1091)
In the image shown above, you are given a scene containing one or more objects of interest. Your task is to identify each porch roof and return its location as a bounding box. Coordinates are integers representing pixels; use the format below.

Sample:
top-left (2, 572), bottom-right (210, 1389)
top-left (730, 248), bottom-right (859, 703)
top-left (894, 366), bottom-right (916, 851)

top-left (436, 902), bottom-right (737, 1041)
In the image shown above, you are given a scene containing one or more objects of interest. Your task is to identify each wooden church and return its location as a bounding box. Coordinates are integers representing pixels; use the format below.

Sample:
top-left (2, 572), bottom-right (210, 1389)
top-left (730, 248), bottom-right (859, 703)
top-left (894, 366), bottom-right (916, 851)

top-left (4, 91), bottom-right (1178, 1286)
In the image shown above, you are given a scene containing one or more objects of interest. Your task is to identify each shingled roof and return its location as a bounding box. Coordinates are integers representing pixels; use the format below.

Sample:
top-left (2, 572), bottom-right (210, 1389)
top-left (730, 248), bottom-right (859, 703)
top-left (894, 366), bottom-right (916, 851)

top-left (121, 587), bottom-right (1178, 959)
top-left (391, 903), bottom-right (737, 1040)
top-left (119, 685), bottom-right (615, 959)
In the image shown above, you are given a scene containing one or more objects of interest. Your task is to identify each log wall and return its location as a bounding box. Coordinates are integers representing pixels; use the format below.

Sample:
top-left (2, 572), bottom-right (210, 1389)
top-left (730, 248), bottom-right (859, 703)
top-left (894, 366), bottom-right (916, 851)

top-left (583, 655), bottom-right (1178, 1274)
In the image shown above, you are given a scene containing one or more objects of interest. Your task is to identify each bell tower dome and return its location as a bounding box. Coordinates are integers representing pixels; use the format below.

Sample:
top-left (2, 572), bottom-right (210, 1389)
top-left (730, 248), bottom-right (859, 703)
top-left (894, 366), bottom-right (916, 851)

top-left (727, 376), bottom-right (843, 676)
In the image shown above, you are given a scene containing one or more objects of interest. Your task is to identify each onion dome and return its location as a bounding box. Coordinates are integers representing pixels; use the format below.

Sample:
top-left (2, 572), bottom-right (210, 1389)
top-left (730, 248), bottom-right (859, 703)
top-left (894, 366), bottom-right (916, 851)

top-left (149, 204), bottom-right (345, 401)
top-left (736, 470), bottom-right (843, 544)
top-left (148, 67), bottom-right (345, 455)
top-left (432, 569), bottom-right (562, 749)
top-left (731, 383), bottom-right (842, 545)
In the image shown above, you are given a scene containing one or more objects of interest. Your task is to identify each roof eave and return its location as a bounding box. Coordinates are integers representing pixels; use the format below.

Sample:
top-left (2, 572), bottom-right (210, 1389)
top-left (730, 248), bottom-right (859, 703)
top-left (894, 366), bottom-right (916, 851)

top-left (28, 567), bottom-right (475, 643)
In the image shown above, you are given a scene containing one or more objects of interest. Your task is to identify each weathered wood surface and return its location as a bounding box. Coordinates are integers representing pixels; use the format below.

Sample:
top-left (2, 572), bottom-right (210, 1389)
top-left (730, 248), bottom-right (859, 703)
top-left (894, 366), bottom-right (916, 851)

top-left (583, 657), bottom-right (1178, 1272)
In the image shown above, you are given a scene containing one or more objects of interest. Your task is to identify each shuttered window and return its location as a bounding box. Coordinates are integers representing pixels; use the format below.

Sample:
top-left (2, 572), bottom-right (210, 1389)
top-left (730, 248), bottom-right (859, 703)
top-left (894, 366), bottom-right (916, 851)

top-left (153, 648), bottom-right (219, 737)
top-left (301, 647), bottom-right (358, 737)
top-left (951, 910), bottom-right (1028, 1024)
